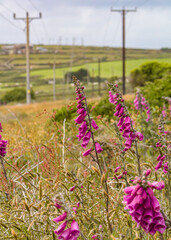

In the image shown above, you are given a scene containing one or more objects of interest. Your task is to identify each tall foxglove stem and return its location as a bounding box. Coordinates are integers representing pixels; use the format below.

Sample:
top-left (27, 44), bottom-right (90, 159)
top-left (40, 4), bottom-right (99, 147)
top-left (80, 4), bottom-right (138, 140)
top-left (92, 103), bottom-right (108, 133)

top-left (0, 157), bottom-right (9, 185)
top-left (73, 77), bottom-right (112, 233)
top-left (81, 89), bottom-right (103, 174)
top-left (108, 83), bottom-right (142, 177)
top-left (81, 90), bottom-right (112, 234)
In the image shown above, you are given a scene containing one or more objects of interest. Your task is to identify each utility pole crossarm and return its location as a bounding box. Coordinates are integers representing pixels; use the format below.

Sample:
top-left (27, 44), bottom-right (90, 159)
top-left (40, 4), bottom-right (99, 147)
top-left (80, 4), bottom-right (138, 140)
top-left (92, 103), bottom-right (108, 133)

top-left (111, 7), bottom-right (136, 95)
top-left (111, 8), bottom-right (136, 13)
top-left (13, 12), bottom-right (42, 21)
top-left (13, 12), bottom-right (42, 104)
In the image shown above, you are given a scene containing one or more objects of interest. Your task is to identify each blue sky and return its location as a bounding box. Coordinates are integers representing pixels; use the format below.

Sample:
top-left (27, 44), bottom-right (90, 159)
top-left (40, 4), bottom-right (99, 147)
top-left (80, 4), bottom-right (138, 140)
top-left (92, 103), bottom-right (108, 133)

top-left (0, 0), bottom-right (171, 49)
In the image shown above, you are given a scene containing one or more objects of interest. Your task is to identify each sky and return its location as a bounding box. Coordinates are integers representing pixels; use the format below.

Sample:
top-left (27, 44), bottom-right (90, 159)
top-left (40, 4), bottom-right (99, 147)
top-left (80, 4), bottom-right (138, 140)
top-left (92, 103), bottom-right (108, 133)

top-left (0, 0), bottom-right (171, 49)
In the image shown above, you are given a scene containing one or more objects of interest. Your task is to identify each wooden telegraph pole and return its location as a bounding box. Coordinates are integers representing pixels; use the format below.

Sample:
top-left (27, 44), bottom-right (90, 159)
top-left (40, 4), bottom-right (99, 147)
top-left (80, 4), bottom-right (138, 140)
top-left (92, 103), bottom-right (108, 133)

top-left (111, 8), bottom-right (136, 95)
top-left (13, 12), bottom-right (42, 104)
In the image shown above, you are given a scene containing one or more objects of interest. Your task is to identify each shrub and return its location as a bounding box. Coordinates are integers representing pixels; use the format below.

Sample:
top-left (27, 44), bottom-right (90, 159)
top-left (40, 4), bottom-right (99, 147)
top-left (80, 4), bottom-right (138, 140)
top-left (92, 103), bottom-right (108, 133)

top-left (52, 95), bottom-right (132, 124)
top-left (93, 95), bottom-right (132, 121)
top-left (140, 74), bottom-right (171, 107)
top-left (64, 68), bottom-right (89, 83)
top-left (130, 61), bottom-right (171, 88)
top-left (1, 88), bottom-right (35, 103)
top-left (53, 105), bottom-right (77, 123)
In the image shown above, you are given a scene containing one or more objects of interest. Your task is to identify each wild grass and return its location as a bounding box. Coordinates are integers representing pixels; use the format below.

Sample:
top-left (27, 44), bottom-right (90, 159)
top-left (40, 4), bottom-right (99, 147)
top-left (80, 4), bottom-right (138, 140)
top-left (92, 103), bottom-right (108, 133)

top-left (0, 90), bottom-right (170, 239)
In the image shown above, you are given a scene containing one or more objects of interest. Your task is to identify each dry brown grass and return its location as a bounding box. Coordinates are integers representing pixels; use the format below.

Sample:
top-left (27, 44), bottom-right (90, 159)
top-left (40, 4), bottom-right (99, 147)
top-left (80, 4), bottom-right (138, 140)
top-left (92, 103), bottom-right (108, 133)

top-left (0, 94), bottom-right (134, 145)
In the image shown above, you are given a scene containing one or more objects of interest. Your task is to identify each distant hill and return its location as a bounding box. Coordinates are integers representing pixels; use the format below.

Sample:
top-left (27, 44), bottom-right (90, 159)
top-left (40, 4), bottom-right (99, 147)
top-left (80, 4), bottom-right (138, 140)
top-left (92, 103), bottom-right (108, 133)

top-left (0, 44), bottom-right (171, 71)
top-left (0, 44), bottom-right (171, 102)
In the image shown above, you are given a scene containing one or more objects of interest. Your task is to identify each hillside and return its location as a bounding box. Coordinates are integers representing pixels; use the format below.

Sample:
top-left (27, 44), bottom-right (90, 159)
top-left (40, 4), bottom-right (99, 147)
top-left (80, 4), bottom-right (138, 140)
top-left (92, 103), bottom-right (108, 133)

top-left (0, 44), bottom-right (171, 102)
top-left (0, 44), bottom-right (171, 70)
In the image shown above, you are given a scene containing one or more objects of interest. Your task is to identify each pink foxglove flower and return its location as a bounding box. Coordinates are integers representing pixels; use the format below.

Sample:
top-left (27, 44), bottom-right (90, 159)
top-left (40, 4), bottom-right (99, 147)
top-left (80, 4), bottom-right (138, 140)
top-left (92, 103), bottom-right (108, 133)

top-left (156, 142), bottom-right (162, 148)
top-left (143, 169), bottom-right (151, 177)
top-left (92, 234), bottom-right (99, 240)
top-left (74, 112), bottom-right (86, 124)
top-left (73, 207), bottom-right (77, 213)
top-left (91, 119), bottom-right (99, 130)
top-left (123, 180), bottom-right (166, 235)
top-left (54, 221), bottom-right (68, 235)
top-left (54, 201), bottom-right (62, 209)
top-left (0, 126), bottom-right (7, 157)
top-left (150, 181), bottom-right (165, 190)
top-left (154, 160), bottom-right (163, 171)
top-left (73, 77), bottom-right (102, 158)
top-left (154, 154), bottom-right (167, 172)
top-left (157, 155), bottom-right (161, 161)
top-left (70, 220), bottom-right (80, 237)
top-left (95, 142), bottom-right (103, 153)
top-left (77, 121), bottom-right (87, 141)
top-left (69, 186), bottom-right (76, 192)
top-left (53, 212), bottom-right (67, 223)
top-left (82, 149), bottom-right (92, 157)
top-left (163, 162), bottom-right (168, 174)
top-left (77, 202), bottom-right (80, 208)
top-left (114, 166), bottom-right (121, 173)
top-left (82, 131), bottom-right (91, 148)
top-left (58, 228), bottom-right (71, 239)
top-left (162, 104), bottom-right (167, 118)
top-left (135, 132), bottom-right (144, 141)
top-left (117, 174), bottom-right (123, 179)
top-left (114, 166), bottom-right (127, 180)
top-left (134, 92), bottom-right (150, 122)
top-left (109, 87), bottom-right (144, 153)
top-left (160, 155), bottom-right (166, 161)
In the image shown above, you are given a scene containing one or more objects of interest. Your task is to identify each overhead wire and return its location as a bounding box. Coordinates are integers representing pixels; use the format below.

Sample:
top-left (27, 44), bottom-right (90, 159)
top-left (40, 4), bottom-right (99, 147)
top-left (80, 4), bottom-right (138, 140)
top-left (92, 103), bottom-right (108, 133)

top-left (111, 16), bottom-right (121, 47)
top-left (103, 0), bottom-right (124, 47)
top-left (125, 0), bottom-right (135, 7)
top-left (102, 11), bottom-right (112, 46)
top-left (126, 0), bottom-right (150, 34)
top-left (14, 0), bottom-right (27, 11)
top-left (126, 10), bottom-right (136, 35)
top-left (41, 19), bottom-right (49, 44)
top-left (26, 0), bottom-right (49, 44)
top-left (0, 2), bottom-right (24, 29)
top-left (0, 12), bottom-right (23, 30)
top-left (0, 2), bottom-right (13, 13)
top-left (136, 0), bottom-right (149, 8)
top-left (27, 0), bottom-right (39, 12)
top-left (112, 0), bottom-right (120, 7)
top-left (31, 23), bottom-right (41, 44)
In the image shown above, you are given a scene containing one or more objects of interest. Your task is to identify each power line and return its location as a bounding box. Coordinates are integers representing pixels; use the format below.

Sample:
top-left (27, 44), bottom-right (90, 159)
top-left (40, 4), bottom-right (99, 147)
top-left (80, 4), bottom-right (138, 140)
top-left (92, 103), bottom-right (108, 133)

top-left (126, 11), bottom-right (136, 35)
top-left (111, 7), bottom-right (136, 95)
top-left (111, 16), bottom-right (121, 47)
top-left (0, 12), bottom-right (23, 30)
top-left (13, 12), bottom-right (42, 104)
top-left (27, 0), bottom-right (39, 12)
top-left (26, 0), bottom-right (48, 44)
top-left (14, 0), bottom-right (27, 11)
top-left (137, 0), bottom-right (149, 8)
top-left (0, 2), bottom-right (13, 13)
top-left (112, 0), bottom-right (120, 7)
top-left (125, 0), bottom-right (135, 7)
top-left (31, 24), bottom-right (41, 44)
top-left (41, 19), bottom-right (49, 43)
top-left (102, 11), bottom-right (112, 46)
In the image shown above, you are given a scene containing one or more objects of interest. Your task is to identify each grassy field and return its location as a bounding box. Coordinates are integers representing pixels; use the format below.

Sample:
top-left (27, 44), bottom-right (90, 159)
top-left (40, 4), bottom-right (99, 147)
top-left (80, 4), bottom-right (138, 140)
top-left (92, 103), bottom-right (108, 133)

top-left (28, 57), bottom-right (171, 79)
top-left (0, 44), bottom-right (171, 102)
top-left (1, 45), bottom-right (170, 71)
top-left (0, 94), bottom-right (134, 145)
